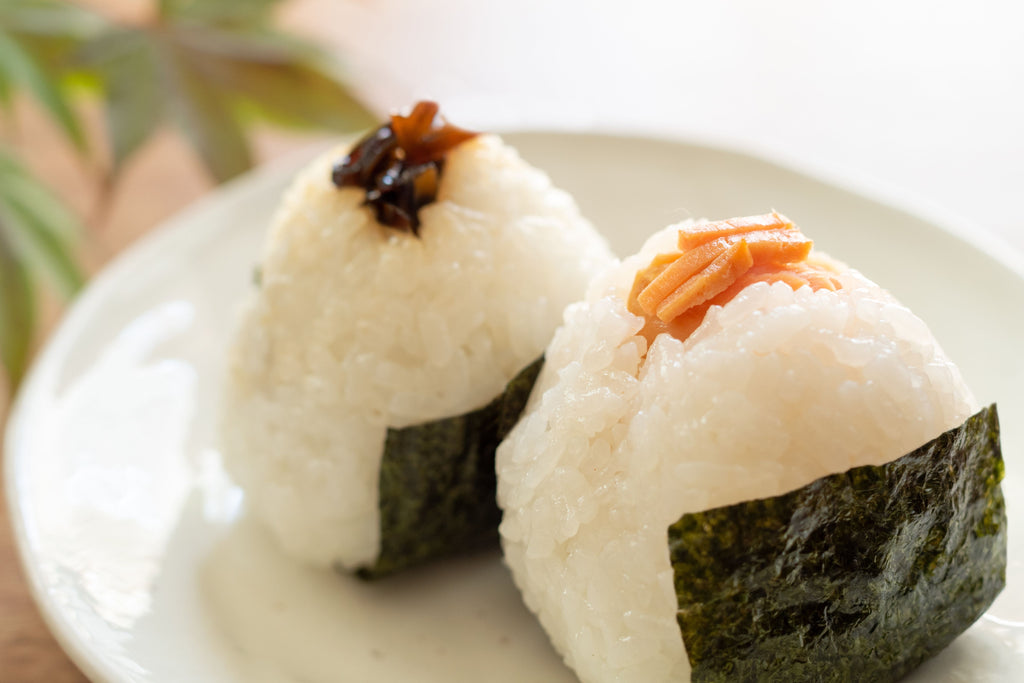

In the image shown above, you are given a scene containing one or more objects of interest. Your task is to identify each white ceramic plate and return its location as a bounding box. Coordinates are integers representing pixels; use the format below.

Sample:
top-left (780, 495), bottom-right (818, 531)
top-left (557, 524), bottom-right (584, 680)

top-left (6, 132), bottom-right (1024, 682)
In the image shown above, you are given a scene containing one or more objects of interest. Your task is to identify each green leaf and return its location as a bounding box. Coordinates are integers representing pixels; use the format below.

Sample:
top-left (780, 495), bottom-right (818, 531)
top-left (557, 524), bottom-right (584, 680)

top-left (77, 1), bottom-right (370, 184)
top-left (0, 65), bottom-right (11, 109)
top-left (0, 224), bottom-right (37, 390)
top-left (0, 148), bottom-right (84, 298)
top-left (107, 61), bottom-right (162, 174)
top-left (0, 2), bottom-right (107, 115)
top-left (210, 58), bottom-right (374, 132)
top-left (0, 0), bottom-right (107, 92)
top-left (165, 43), bottom-right (252, 182)
top-left (159, 0), bottom-right (281, 27)
top-left (0, 27), bottom-right (85, 149)
top-left (0, 0), bottom-right (105, 39)
top-left (168, 23), bottom-right (313, 64)
top-left (78, 29), bottom-right (164, 175)
top-left (0, 192), bottom-right (84, 298)
top-left (163, 25), bottom-right (374, 133)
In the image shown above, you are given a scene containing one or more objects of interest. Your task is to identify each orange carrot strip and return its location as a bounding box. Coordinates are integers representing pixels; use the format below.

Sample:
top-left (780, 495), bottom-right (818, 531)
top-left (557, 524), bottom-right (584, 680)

top-left (627, 251), bottom-right (682, 316)
top-left (656, 240), bottom-right (754, 321)
top-left (678, 211), bottom-right (793, 250)
top-left (628, 213), bottom-right (845, 347)
top-left (636, 238), bottom-right (730, 315)
top-left (645, 250), bottom-right (683, 273)
top-left (728, 229), bottom-right (812, 265)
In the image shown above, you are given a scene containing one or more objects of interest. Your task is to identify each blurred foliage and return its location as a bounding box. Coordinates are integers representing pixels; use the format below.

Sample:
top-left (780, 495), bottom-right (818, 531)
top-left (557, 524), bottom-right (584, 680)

top-left (0, 0), bottom-right (103, 150)
top-left (0, 0), bottom-right (374, 395)
top-left (0, 148), bottom-right (85, 388)
top-left (85, 0), bottom-right (375, 181)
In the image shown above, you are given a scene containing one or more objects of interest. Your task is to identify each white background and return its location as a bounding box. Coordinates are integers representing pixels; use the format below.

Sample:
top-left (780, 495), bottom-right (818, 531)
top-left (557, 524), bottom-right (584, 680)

top-left (290, 0), bottom-right (1024, 254)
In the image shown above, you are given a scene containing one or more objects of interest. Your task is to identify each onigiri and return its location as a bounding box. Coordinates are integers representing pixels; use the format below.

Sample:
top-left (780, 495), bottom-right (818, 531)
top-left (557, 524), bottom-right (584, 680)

top-left (221, 102), bottom-right (613, 575)
top-left (496, 212), bottom-right (1004, 682)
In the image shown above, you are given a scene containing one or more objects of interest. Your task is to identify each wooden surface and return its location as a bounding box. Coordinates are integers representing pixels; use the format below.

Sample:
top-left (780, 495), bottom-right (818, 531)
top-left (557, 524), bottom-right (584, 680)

top-left (1, 481), bottom-right (88, 683)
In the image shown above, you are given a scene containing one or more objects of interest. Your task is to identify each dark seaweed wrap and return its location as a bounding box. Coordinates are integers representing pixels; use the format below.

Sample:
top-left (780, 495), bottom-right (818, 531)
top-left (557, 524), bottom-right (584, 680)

top-left (669, 404), bottom-right (1006, 683)
top-left (355, 357), bottom-right (544, 579)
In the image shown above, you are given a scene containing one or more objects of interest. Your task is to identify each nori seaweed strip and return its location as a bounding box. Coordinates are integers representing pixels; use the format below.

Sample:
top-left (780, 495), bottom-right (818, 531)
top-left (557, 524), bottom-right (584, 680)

top-left (669, 404), bottom-right (1006, 683)
top-left (357, 356), bottom-right (544, 579)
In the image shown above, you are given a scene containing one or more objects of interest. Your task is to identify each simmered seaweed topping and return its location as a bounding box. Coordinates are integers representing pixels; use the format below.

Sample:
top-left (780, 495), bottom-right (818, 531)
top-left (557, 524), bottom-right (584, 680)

top-left (669, 405), bottom-right (1006, 683)
top-left (331, 101), bottom-right (478, 235)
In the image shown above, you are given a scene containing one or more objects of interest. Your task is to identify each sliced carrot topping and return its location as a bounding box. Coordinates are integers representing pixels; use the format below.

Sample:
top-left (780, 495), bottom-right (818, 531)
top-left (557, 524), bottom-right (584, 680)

top-left (656, 240), bottom-right (754, 321)
top-left (627, 251), bottom-right (680, 314)
top-left (636, 238), bottom-right (729, 316)
top-left (637, 301), bottom-right (713, 344)
top-left (732, 229), bottom-right (812, 264)
top-left (677, 211), bottom-right (794, 250)
top-left (627, 212), bottom-right (842, 344)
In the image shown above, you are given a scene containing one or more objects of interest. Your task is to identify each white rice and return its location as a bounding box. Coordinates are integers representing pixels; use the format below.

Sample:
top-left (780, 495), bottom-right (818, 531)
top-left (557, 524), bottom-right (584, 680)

top-left (221, 135), bottom-right (613, 568)
top-left (496, 223), bottom-right (976, 683)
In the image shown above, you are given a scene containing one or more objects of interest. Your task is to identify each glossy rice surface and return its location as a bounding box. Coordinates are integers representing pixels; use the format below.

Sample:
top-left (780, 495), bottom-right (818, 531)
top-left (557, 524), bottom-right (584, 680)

top-left (496, 224), bottom-right (976, 683)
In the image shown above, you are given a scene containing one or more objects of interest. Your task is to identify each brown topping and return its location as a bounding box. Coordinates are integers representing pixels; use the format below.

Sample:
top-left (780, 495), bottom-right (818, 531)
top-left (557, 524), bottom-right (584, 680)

top-left (331, 101), bottom-right (478, 235)
top-left (627, 212), bottom-right (841, 343)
